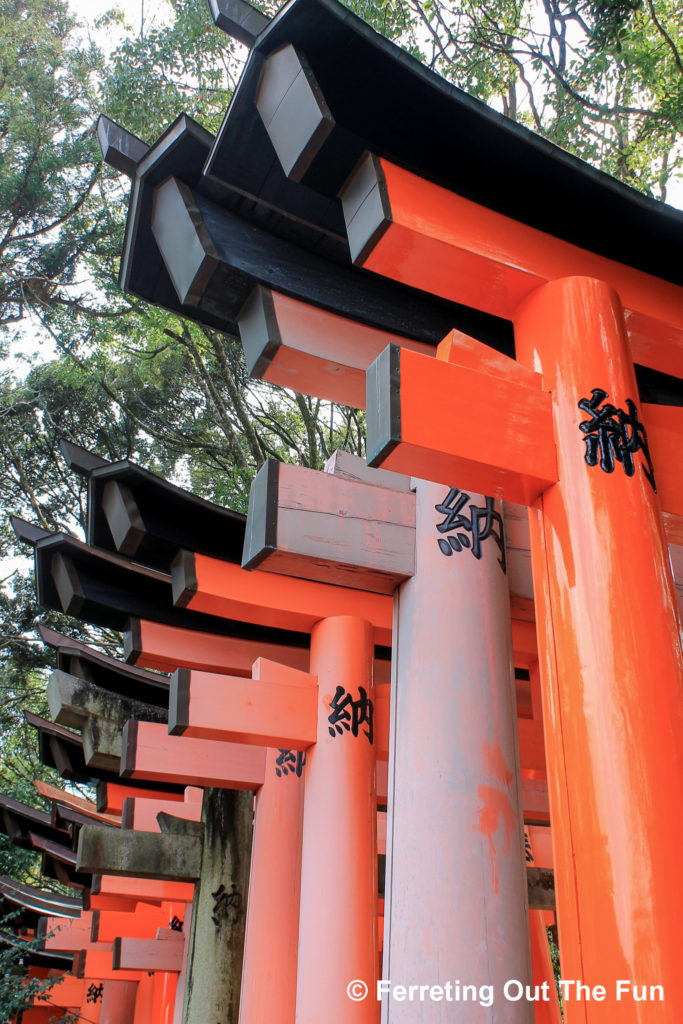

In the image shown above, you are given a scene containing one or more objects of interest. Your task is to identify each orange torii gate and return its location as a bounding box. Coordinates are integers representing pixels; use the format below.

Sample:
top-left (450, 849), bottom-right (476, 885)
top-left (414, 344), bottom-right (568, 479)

top-left (97, 2), bottom-right (683, 1015)
top-left (344, 160), bottom-right (683, 1017)
top-left (224, 10), bottom-right (683, 1019)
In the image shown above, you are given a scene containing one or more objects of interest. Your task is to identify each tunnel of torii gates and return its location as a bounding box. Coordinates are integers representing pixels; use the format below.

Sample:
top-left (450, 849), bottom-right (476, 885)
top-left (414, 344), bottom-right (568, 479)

top-left (6, 0), bottom-right (683, 1022)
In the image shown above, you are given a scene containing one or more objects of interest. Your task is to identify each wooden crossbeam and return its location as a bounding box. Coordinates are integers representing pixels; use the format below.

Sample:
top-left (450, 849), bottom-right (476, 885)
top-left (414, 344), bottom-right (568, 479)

top-left (366, 342), bottom-right (683, 516)
top-left (92, 904), bottom-right (174, 942)
top-left (242, 458), bottom-right (415, 592)
top-left (124, 617), bottom-right (391, 685)
top-left (121, 720), bottom-right (267, 790)
top-left (341, 154), bottom-right (683, 380)
top-left (39, 913), bottom-right (93, 953)
top-left (88, 458), bottom-right (246, 569)
top-left (367, 344), bottom-right (558, 505)
top-left (76, 826), bottom-right (202, 882)
top-left (124, 616), bottom-right (309, 675)
top-left (84, 893), bottom-right (140, 913)
top-left (34, 779), bottom-right (120, 827)
top-left (121, 795), bottom-right (202, 832)
top-left (149, 174), bottom-right (477, 355)
top-left (96, 781), bottom-right (185, 816)
top-left (39, 623), bottom-right (169, 708)
top-left (168, 660), bottom-right (539, 774)
top-left (238, 286), bottom-right (432, 407)
top-left (169, 660), bottom-right (317, 748)
top-left (113, 934), bottom-right (183, 973)
top-left (74, 947), bottom-right (143, 982)
top-left (207, 0), bottom-right (269, 46)
top-left (96, 115), bottom-right (148, 177)
top-left (172, 550), bottom-right (393, 645)
top-left (91, 873), bottom-right (194, 904)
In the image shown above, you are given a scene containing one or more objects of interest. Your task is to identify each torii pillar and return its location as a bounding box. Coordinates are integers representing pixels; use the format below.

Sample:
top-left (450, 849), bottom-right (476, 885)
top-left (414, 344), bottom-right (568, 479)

top-left (515, 277), bottom-right (683, 1014)
top-left (382, 479), bottom-right (531, 1023)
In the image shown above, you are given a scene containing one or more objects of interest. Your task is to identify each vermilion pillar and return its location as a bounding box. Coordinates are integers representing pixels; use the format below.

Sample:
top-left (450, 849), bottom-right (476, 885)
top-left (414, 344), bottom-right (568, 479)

top-left (239, 747), bottom-right (305, 1024)
top-left (296, 616), bottom-right (378, 1024)
top-left (99, 980), bottom-right (138, 1023)
top-left (382, 480), bottom-right (532, 1023)
top-left (515, 277), bottom-right (683, 1021)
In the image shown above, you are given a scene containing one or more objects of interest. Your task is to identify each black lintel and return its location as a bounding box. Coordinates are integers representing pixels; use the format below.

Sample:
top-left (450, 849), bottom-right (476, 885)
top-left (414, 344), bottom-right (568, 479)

top-left (207, 0), bottom-right (269, 47)
top-left (23, 710), bottom-right (183, 795)
top-left (60, 439), bottom-right (111, 477)
top-left (121, 109), bottom-right (512, 354)
top-left (96, 115), bottom-right (150, 178)
top-left (245, 0), bottom-right (683, 288)
top-left (152, 176), bottom-right (513, 354)
top-left (86, 459), bottom-right (246, 570)
top-left (33, 531), bottom-right (314, 652)
top-left (0, 876), bottom-right (82, 918)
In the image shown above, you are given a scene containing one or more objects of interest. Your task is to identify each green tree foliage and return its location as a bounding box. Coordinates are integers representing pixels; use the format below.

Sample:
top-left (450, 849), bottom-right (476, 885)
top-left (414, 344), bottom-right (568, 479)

top-left (0, 0), bottom-right (103, 330)
top-left (402, 0), bottom-right (683, 197)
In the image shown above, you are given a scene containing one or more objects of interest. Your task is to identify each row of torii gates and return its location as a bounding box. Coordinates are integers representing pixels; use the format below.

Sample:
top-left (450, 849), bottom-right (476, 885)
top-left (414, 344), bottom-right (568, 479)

top-left (6, 0), bottom-right (683, 1021)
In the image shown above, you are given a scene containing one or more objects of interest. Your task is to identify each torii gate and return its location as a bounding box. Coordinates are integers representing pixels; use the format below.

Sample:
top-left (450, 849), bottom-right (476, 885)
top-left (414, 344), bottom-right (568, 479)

top-left (250, 39), bottom-right (683, 1024)
top-left (97, 1), bottom-right (683, 1019)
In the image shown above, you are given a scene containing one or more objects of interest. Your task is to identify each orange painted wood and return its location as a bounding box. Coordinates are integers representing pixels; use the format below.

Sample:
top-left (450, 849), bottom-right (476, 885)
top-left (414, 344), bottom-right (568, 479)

top-left (93, 905), bottom-right (173, 943)
top-left (527, 826), bottom-right (553, 870)
top-left (34, 779), bottom-right (120, 825)
top-left (42, 912), bottom-right (93, 952)
top-left (151, 969), bottom-right (178, 1024)
top-left (77, 949), bottom-right (146, 982)
top-left (239, 746), bottom-right (305, 1024)
top-left (377, 810), bottom-right (387, 856)
top-left (127, 616), bottom-right (392, 685)
top-left (376, 346), bottom-right (558, 505)
top-left (122, 720), bottom-right (266, 790)
top-left (643, 403), bottom-right (683, 519)
top-left (121, 795), bottom-right (202, 833)
top-left (529, 911), bottom-right (563, 1024)
top-left (16, 1010), bottom-right (59, 1024)
top-left (376, 759), bottom-right (387, 803)
top-left (125, 617), bottom-right (310, 676)
top-left (436, 328), bottom-right (543, 389)
top-left (98, 782), bottom-right (185, 816)
top-left (99, 979), bottom-right (137, 1024)
top-left (35, 975), bottom-right (86, 1008)
top-left (529, 661), bottom-right (544, 722)
top-left (511, 619), bottom-right (538, 669)
top-left (518, 719), bottom-right (546, 776)
top-left (172, 663), bottom-right (317, 749)
top-left (94, 874), bottom-right (195, 904)
top-left (358, 157), bottom-right (683, 379)
top-left (132, 973), bottom-right (155, 1024)
top-left (324, 447), bottom-right (412, 490)
top-left (114, 936), bottom-right (183, 973)
top-left (251, 288), bottom-right (433, 407)
top-left (86, 894), bottom-right (141, 913)
top-left (296, 617), bottom-right (378, 1024)
top-left (180, 555), bottom-right (392, 646)
top-left (516, 277), bottom-right (683, 1021)
top-left (521, 777), bottom-right (550, 826)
